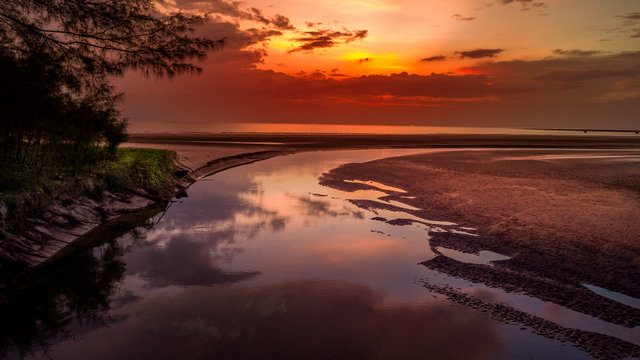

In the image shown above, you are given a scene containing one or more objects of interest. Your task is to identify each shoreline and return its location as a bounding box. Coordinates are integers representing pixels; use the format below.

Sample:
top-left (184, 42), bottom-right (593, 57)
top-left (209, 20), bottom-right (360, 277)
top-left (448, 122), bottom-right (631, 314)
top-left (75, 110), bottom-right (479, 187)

top-left (4, 133), bottom-right (640, 274)
top-left (128, 132), bottom-right (640, 151)
top-left (0, 149), bottom-right (191, 268)
top-left (318, 148), bottom-right (640, 346)
top-left (4, 142), bottom-right (640, 360)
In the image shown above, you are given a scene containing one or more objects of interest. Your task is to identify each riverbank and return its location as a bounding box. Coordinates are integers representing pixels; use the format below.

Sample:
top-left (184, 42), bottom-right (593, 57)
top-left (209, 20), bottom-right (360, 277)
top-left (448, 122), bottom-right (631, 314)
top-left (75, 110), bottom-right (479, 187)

top-left (3, 133), bottom-right (639, 272)
top-left (0, 148), bottom-right (192, 268)
top-left (2, 138), bottom-right (640, 359)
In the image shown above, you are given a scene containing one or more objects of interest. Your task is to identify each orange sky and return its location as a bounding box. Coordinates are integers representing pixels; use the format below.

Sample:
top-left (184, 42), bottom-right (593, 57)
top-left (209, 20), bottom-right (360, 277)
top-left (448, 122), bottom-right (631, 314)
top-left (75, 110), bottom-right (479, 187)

top-left (118, 0), bottom-right (640, 130)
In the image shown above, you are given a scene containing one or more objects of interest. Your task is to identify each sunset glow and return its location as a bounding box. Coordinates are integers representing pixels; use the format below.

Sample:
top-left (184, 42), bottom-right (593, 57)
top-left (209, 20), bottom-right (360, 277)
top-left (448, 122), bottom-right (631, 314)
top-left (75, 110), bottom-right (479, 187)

top-left (118, 0), bottom-right (640, 131)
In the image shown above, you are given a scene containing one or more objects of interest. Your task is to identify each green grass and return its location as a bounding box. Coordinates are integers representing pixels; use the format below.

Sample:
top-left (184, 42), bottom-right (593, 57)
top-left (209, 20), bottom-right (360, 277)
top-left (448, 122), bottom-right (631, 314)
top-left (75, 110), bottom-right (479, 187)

top-left (104, 148), bottom-right (177, 196)
top-left (0, 147), bottom-right (179, 225)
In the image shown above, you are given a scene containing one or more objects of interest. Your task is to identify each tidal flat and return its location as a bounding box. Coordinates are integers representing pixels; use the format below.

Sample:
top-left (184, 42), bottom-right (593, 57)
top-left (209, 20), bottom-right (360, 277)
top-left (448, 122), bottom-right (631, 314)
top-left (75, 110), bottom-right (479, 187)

top-left (2, 135), bottom-right (640, 359)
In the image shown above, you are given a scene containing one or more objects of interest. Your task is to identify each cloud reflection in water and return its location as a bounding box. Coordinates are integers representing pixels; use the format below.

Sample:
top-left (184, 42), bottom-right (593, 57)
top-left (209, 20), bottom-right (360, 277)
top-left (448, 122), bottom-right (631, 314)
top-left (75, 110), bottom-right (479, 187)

top-left (50, 280), bottom-right (500, 360)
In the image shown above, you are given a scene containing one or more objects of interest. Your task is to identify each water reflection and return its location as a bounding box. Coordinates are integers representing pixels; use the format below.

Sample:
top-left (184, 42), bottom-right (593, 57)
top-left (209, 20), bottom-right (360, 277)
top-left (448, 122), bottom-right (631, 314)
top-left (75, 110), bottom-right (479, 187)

top-left (48, 280), bottom-right (501, 360)
top-left (125, 233), bottom-right (259, 287)
top-left (0, 149), bottom-right (608, 359)
top-left (0, 204), bottom-right (165, 359)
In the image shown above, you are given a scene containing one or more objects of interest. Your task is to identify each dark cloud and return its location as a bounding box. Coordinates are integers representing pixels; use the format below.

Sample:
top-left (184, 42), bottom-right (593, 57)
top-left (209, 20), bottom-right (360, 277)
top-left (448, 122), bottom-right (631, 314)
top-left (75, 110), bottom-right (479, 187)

top-left (192, 21), bottom-right (283, 66)
top-left (452, 14), bottom-right (476, 21)
top-left (290, 36), bottom-right (334, 52)
top-left (269, 14), bottom-right (296, 30)
top-left (289, 28), bottom-right (368, 53)
top-left (421, 55), bottom-right (447, 62)
top-left (457, 48), bottom-right (504, 59)
top-left (334, 72), bottom-right (497, 99)
top-left (295, 70), bottom-right (327, 80)
top-left (535, 68), bottom-right (640, 82)
top-left (329, 68), bottom-right (348, 77)
top-left (498, 0), bottom-right (548, 13)
top-left (464, 52), bottom-right (640, 94)
top-left (617, 12), bottom-right (640, 21)
top-left (358, 57), bottom-right (372, 63)
top-left (612, 11), bottom-right (640, 38)
top-left (158, 0), bottom-right (369, 58)
top-left (552, 49), bottom-right (605, 57)
top-left (245, 8), bottom-right (295, 30)
top-left (349, 30), bottom-right (369, 41)
top-left (500, 0), bottom-right (547, 7)
top-left (158, 0), bottom-right (296, 30)
top-left (126, 51), bottom-right (640, 107)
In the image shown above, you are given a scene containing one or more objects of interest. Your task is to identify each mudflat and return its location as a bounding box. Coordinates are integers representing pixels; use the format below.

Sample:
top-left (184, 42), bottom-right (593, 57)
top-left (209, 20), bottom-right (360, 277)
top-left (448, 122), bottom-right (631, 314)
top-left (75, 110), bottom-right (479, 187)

top-left (319, 148), bottom-right (640, 333)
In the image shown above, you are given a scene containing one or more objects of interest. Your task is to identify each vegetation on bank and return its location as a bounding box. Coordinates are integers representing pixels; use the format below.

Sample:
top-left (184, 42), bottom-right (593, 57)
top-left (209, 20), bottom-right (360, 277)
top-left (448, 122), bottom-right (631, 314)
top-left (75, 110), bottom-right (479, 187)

top-left (103, 148), bottom-right (179, 196)
top-left (0, 147), bottom-right (181, 235)
top-left (0, 0), bottom-right (218, 257)
top-left (0, 0), bottom-right (220, 226)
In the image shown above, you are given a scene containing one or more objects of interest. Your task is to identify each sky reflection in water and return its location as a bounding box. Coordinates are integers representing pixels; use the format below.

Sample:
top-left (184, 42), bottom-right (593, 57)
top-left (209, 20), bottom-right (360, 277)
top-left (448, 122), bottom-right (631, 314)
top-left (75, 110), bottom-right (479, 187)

top-left (43, 149), bottom-right (594, 360)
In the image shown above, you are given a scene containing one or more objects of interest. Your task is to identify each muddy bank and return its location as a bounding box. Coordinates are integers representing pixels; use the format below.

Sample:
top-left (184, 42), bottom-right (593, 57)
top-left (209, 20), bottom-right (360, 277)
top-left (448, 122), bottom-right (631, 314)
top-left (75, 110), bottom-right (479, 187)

top-left (422, 281), bottom-right (640, 360)
top-left (189, 150), bottom-right (289, 180)
top-left (422, 254), bottom-right (640, 327)
top-left (0, 148), bottom-right (290, 272)
top-left (320, 149), bottom-right (640, 334)
top-left (0, 174), bottom-right (192, 269)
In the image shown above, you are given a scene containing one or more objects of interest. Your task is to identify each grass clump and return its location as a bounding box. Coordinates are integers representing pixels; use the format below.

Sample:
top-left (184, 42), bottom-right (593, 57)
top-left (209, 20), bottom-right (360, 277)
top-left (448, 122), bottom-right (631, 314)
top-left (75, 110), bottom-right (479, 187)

top-left (0, 147), bottom-right (180, 228)
top-left (104, 148), bottom-right (177, 196)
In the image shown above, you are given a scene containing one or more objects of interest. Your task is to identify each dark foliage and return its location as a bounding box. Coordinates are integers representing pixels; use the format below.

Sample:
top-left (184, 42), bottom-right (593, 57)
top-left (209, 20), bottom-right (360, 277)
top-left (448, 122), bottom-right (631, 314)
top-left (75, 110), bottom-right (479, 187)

top-left (0, 0), bottom-right (223, 183)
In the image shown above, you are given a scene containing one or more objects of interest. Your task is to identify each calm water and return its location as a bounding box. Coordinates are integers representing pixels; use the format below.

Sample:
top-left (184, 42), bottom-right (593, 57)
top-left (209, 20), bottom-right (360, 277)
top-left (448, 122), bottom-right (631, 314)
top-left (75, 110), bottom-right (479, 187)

top-left (6, 149), bottom-right (638, 359)
top-left (128, 122), bottom-right (639, 137)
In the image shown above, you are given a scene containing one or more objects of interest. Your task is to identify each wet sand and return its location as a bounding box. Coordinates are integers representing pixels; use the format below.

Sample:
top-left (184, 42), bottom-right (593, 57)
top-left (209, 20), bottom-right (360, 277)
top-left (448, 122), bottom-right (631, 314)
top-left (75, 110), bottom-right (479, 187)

top-left (318, 148), bottom-right (640, 355)
top-left (320, 149), bottom-right (640, 289)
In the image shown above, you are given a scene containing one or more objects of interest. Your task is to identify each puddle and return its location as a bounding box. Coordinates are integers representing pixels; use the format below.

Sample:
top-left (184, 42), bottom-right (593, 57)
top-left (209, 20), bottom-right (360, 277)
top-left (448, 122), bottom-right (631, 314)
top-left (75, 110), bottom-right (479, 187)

top-left (424, 270), bottom-right (640, 347)
top-left (436, 247), bottom-right (510, 265)
top-left (344, 179), bottom-right (408, 193)
top-left (584, 284), bottom-right (640, 311)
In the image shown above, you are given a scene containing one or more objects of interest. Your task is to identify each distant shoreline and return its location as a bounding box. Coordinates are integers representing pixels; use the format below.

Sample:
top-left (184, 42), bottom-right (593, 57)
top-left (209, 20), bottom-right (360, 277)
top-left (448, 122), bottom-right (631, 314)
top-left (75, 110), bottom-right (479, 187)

top-left (128, 133), bottom-right (640, 154)
top-left (528, 128), bottom-right (640, 134)
top-left (126, 123), bottom-right (640, 137)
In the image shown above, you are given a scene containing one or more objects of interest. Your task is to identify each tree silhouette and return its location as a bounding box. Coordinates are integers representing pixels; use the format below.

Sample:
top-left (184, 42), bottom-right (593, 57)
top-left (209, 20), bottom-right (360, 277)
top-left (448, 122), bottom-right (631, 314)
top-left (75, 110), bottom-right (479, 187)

top-left (0, 0), bottom-right (224, 80)
top-left (0, 0), bottom-right (223, 179)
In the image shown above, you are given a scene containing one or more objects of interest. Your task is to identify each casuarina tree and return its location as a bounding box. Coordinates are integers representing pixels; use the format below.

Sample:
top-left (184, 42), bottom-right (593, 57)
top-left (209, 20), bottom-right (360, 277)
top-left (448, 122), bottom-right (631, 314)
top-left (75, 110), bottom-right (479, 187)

top-left (0, 0), bottom-right (223, 175)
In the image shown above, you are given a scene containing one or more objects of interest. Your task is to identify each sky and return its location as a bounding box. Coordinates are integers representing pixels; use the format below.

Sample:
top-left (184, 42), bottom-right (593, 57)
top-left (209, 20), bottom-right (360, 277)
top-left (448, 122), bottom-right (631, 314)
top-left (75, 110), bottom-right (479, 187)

top-left (118, 0), bottom-right (640, 131)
